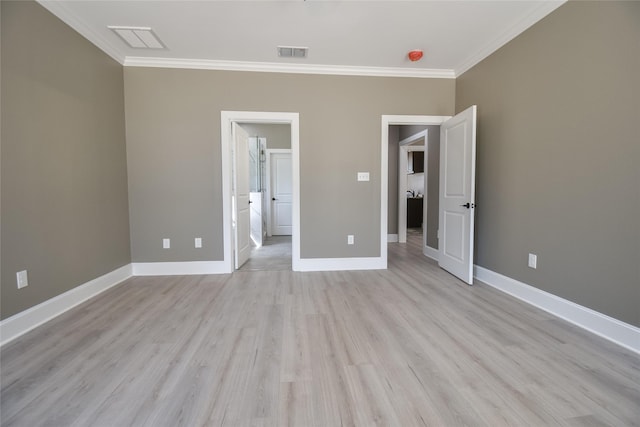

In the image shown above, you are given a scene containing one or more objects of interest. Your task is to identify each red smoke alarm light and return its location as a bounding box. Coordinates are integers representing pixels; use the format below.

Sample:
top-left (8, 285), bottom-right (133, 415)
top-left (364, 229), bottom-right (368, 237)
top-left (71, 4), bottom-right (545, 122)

top-left (408, 50), bottom-right (423, 62)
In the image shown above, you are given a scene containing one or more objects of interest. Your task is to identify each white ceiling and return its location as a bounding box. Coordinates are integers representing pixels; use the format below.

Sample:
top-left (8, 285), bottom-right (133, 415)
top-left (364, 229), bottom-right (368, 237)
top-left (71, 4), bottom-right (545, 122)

top-left (38, 0), bottom-right (565, 78)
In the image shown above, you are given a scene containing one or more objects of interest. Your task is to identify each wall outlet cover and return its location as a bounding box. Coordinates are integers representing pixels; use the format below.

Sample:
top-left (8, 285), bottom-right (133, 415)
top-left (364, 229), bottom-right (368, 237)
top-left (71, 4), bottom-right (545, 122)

top-left (17, 270), bottom-right (28, 289)
top-left (357, 172), bottom-right (370, 182)
top-left (163, 238), bottom-right (170, 249)
top-left (195, 237), bottom-right (202, 248)
top-left (347, 235), bottom-right (354, 245)
top-left (528, 253), bottom-right (537, 269)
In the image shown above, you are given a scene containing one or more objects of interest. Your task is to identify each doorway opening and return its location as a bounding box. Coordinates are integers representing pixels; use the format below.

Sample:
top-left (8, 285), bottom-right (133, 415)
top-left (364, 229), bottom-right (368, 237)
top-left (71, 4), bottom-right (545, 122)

top-left (381, 107), bottom-right (478, 284)
top-left (239, 126), bottom-right (292, 271)
top-left (397, 129), bottom-right (426, 241)
top-left (382, 116), bottom-right (449, 264)
top-left (221, 111), bottom-right (300, 272)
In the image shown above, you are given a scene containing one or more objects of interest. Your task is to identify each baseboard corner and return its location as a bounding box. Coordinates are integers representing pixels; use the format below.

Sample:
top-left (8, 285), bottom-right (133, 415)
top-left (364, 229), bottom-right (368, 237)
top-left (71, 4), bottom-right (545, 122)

top-left (0, 264), bottom-right (133, 347)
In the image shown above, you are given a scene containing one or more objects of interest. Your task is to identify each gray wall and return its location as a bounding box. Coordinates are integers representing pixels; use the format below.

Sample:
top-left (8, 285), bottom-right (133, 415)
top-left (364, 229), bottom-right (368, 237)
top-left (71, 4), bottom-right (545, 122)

top-left (398, 125), bottom-right (428, 141)
top-left (124, 68), bottom-right (454, 261)
top-left (239, 123), bottom-right (291, 149)
top-left (1, 1), bottom-right (130, 319)
top-left (456, 1), bottom-right (640, 326)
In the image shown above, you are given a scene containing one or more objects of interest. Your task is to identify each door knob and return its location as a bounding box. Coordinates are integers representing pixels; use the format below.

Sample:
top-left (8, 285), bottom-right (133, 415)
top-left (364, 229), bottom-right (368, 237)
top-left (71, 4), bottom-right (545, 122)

top-left (272, 197), bottom-right (277, 201)
top-left (460, 203), bottom-right (475, 209)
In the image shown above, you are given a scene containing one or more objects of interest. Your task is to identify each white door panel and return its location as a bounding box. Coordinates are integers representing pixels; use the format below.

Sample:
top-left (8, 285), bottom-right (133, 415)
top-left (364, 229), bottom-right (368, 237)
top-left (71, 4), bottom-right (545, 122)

top-left (275, 202), bottom-right (292, 227)
top-left (443, 211), bottom-right (465, 261)
top-left (250, 192), bottom-right (263, 247)
top-left (271, 153), bottom-right (292, 235)
top-left (438, 105), bottom-right (477, 284)
top-left (248, 137), bottom-right (265, 247)
top-left (234, 126), bottom-right (251, 269)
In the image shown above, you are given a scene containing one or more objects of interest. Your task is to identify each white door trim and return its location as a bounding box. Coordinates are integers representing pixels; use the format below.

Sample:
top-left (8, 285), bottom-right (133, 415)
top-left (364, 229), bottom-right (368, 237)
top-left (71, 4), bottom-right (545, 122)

top-left (381, 115), bottom-right (450, 265)
top-left (265, 149), bottom-right (292, 237)
top-left (221, 111), bottom-right (300, 272)
top-left (398, 144), bottom-right (425, 243)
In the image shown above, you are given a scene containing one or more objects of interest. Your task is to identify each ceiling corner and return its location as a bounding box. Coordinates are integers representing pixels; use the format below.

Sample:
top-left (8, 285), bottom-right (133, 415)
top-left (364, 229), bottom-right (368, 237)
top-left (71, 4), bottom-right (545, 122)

top-left (454, 0), bottom-right (567, 77)
top-left (37, 0), bottom-right (127, 64)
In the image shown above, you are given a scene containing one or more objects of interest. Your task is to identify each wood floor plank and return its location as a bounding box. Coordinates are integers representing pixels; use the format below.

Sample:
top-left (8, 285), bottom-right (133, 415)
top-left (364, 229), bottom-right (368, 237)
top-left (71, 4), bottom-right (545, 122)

top-left (1, 232), bottom-right (639, 426)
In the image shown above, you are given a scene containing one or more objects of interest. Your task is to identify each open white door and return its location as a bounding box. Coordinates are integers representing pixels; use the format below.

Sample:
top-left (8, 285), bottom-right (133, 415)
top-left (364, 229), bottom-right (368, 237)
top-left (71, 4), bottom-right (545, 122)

top-left (249, 137), bottom-right (265, 247)
top-left (234, 125), bottom-right (251, 269)
top-left (270, 152), bottom-right (292, 236)
top-left (438, 105), bottom-right (477, 284)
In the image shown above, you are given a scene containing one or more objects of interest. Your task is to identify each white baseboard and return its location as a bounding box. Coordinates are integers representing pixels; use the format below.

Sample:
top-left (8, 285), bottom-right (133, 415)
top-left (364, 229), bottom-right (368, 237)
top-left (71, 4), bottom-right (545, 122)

top-left (474, 266), bottom-right (640, 355)
top-left (423, 245), bottom-right (439, 261)
top-left (295, 257), bottom-right (386, 272)
top-left (387, 234), bottom-right (399, 243)
top-left (132, 261), bottom-right (231, 276)
top-left (0, 264), bottom-right (133, 347)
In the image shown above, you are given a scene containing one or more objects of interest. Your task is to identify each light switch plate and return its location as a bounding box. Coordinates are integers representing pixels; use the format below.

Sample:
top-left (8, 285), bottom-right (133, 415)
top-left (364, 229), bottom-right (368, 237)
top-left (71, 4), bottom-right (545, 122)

top-left (357, 172), bottom-right (370, 181)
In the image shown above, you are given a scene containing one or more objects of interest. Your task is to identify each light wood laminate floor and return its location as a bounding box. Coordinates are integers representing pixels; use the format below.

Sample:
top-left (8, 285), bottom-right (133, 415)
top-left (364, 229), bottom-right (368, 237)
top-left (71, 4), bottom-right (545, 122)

top-left (2, 234), bottom-right (639, 426)
top-left (239, 236), bottom-right (292, 272)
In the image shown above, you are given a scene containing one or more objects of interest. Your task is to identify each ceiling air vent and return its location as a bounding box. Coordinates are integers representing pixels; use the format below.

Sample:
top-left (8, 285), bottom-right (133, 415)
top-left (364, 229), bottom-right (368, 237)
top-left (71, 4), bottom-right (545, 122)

top-left (278, 46), bottom-right (308, 58)
top-left (108, 26), bottom-right (166, 49)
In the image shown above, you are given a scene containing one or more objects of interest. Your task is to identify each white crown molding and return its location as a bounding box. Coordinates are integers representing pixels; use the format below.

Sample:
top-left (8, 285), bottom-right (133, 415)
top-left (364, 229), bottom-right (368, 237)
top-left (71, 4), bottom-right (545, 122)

top-left (132, 261), bottom-right (231, 276)
top-left (37, 0), bottom-right (125, 64)
top-left (0, 264), bottom-right (132, 347)
top-left (38, 0), bottom-right (563, 79)
top-left (124, 57), bottom-right (456, 79)
top-left (455, 0), bottom-right (566, 76)
top-left (474, 265), bottom-right (640, 355)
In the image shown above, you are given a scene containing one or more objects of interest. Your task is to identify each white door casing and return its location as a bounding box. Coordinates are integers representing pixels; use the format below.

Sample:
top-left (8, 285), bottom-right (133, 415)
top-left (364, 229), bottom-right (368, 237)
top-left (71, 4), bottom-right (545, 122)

top-left (221, 111), bottom-right (300, 272)
top-left (234, 125), bottom-right (251, 269)
top-left (267, 150), bottom-right (292, 236)
top-left (438, 105), bottom-right (477, 284)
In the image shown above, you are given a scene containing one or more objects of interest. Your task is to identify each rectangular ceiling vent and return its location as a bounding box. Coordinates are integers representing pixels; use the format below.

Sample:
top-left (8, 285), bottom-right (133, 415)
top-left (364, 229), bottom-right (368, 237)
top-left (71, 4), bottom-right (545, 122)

top-left (278, 46), bottom-right (308, 59)
top-left (109, 26), bottom-right (166, 49)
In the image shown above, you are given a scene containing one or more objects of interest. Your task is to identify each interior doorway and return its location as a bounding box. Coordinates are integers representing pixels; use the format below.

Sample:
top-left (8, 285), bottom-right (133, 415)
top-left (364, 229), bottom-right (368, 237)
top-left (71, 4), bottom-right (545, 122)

top-left (221, 111), bottom-right (300, 273)
top-left (397, 130), bottom-right (427, 244)
top-left (266, 149), bottom-right (293, 237)
top-left (237, 124), bottom-right (292, 271)
top-left (384, 119), bottom-right (446, 262)
top-left (381, 108), bottom-right (478, 284)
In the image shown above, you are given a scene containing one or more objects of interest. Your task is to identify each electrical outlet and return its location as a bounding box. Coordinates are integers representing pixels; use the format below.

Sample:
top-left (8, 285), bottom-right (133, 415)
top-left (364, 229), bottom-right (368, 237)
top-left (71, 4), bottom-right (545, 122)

top-left (163, 238), bottom-right (170, 249)
top-left (357, 172), bottom-right (369, 182)
top-left (347, 235), bottom-right (354, 245)
top-left (528, 253), bottom-right (537, 269)
top-left (195, 237), bottom-right (202, 248)
top-left (17, 270), bottom-right (28, 289)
